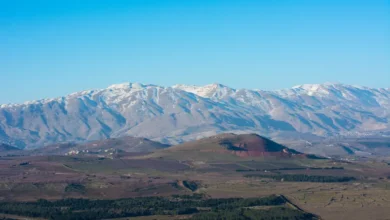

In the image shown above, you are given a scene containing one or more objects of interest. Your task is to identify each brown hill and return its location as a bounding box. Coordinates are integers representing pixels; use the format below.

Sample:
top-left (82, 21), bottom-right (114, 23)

top-left (217, 133), bottom-right (303, 157)
top-left (150, 133), bottom-right (320, 160)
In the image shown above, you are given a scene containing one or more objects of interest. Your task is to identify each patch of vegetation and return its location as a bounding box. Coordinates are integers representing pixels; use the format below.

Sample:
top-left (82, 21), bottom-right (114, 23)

top-left (64, 183), bottom-right (86, 193)
top-left (220, 141), bottom-right (248, 151)
top-left (18, 162), bottom-right (30, 166)
top-left (306, 154), bottom-right (327, 159)
top-left (0, 195), bottom-right (314, 220)
top-left (182, 180), bottom-right (198, 192)
top-left (172, 193), bottom-right (205, 200)
top-left (244, 174), bottom-right (356, 182)
top-left (170, 181), bottom-right (181, 189)
top-left (341, 146), bottom-right (355, 155)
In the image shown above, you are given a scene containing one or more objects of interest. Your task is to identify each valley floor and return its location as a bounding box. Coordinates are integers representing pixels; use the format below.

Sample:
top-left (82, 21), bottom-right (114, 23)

top-left (1, 154), bottom-right (390, 219)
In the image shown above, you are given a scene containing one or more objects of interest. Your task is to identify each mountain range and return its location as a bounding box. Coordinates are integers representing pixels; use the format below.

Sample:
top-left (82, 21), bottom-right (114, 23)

top-left (0, 82), bottom-right (389, 149)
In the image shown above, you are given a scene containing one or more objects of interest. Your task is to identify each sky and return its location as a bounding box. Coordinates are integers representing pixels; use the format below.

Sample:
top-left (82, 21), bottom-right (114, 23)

top-left (1, 0), bottom-right (389, 104)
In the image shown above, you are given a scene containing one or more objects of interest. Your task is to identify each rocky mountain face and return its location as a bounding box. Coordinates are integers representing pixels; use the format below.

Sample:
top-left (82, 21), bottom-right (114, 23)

top-left (0, 82), bottom-right (389, 149)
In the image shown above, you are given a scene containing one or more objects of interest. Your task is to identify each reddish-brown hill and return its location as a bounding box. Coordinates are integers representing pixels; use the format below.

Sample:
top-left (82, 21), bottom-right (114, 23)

top-left (216, 133), bottom-right (304, 157)
top-left (153, 133), bottom-right (321, 159)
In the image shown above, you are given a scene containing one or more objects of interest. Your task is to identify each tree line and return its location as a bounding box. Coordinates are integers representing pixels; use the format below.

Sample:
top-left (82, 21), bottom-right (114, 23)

top-left (0, 194), bottom-right (305, 220)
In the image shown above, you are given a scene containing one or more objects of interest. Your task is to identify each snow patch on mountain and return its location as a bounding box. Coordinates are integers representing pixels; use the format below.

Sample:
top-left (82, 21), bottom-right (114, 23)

top-left (173, 83), bottom-right (234, 98)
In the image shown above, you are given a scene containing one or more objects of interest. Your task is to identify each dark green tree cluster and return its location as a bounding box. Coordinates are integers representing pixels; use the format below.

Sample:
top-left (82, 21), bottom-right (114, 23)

top-left (182, 180), bottom-right (198, 191)
top-left (171, 193), bottom-right (205, 200)
top-left (64, 183), bottom-right (86, 193)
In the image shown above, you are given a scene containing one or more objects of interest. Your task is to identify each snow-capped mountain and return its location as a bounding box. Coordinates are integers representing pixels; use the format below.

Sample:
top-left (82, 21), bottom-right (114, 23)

top-left (0, 82), bottom-right (389, 148)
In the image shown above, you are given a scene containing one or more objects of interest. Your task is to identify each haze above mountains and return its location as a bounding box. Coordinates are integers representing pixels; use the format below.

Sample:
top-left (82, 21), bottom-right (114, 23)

top-left (0, 82), bottom-right (389, 150)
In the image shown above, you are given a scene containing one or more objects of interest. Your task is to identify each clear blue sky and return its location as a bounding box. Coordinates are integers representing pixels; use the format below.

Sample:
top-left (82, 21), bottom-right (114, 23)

top-left (1, 0), bottom-right (389, 104)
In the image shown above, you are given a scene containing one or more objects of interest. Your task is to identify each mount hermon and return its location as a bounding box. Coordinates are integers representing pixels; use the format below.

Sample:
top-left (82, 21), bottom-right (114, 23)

top-left (0, 82), bottom-right (389, 148)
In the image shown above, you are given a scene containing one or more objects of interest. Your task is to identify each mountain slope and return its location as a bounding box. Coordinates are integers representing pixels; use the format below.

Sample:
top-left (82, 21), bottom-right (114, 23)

top-left (0, 82), bottom-right (389, 148)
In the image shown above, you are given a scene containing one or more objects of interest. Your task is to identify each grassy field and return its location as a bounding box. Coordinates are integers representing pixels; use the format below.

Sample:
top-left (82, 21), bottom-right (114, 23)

top-left (187, 170), bottom-right (390, 220)
top-left (2, 151), bottom-right (390, 219)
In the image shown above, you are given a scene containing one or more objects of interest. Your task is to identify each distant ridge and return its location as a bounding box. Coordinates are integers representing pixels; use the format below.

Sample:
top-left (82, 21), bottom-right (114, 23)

top-left (34, 136), bottom-right (170, 156)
